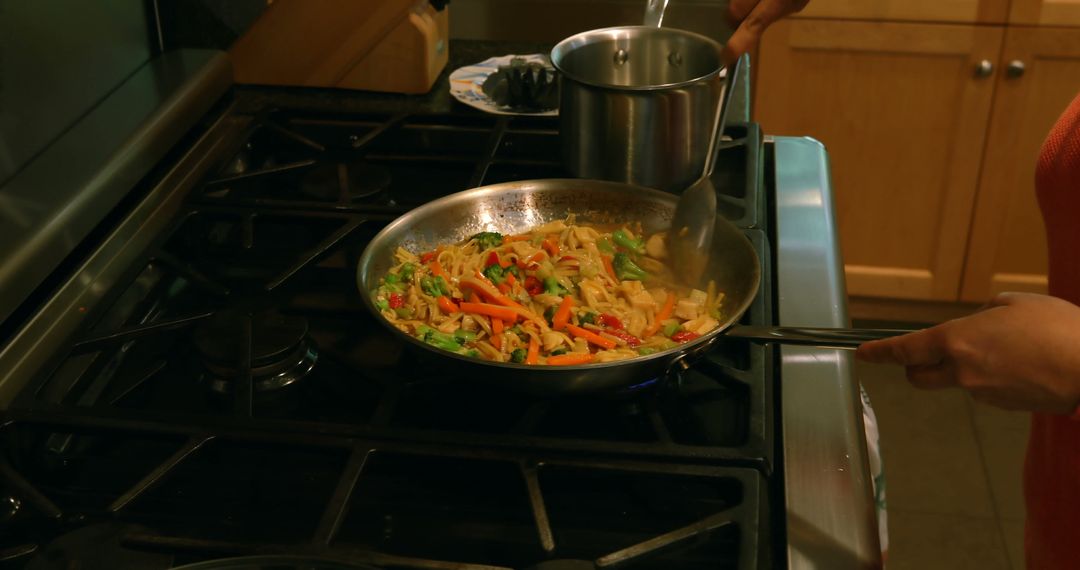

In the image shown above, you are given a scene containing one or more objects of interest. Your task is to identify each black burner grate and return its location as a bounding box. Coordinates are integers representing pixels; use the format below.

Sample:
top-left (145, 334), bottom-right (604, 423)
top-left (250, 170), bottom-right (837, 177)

top-left (1, 110), bottom-right (776, 569)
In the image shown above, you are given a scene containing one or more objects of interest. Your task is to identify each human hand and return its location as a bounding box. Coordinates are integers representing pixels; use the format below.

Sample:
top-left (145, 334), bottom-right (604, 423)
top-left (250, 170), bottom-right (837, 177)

top-left (856, 292), bottom-right (1080, 413)
top-left (723, 0), bottom-right (810, 66)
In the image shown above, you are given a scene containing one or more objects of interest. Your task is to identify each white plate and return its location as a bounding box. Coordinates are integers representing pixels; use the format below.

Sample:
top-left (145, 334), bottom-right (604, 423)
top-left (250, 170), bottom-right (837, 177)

top-left (448, 54), bottom-right (558, 117)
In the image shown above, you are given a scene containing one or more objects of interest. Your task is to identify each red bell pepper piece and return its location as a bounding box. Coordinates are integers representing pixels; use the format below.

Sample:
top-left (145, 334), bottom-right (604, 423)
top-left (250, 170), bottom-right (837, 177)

top-left (606, 328), bottom-right (642, 347)
top-left (671, 330), bottom-right (701, 343)
top-left (597, 313), bottom-right (624, 330)
top-left (524, 276), bottom-right (544, 296)
top-left (388, 293), bottom-right (404, 309)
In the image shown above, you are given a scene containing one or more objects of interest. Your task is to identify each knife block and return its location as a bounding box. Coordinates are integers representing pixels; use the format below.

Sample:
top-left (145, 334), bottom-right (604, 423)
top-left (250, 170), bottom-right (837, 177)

top-left (230, 0), bottom-right (450, 94)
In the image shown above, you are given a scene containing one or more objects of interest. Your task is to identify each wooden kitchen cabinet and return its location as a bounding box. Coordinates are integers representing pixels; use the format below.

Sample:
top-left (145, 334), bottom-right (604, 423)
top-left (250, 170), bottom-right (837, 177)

top-left (960, 27), bottom-right (1080, 302)
top-left (755, 19), bottom-right (1003, 301)
top-left (1010, 0), bottom-right (1080, 26)
top-left (794, 0), bottom-right (1009, 24)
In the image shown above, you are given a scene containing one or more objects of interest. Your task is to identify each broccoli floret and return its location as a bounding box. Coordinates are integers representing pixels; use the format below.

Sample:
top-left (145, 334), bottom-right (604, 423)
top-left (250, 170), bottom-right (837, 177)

top-left (612, 252), bottom-right (648, 281)
top-left (470, 232), bottom-right (504, 250)
top-left (510, 348), bottom-right (527, 363)
top-left (612, 229), bottom-right (645, 254)
top-left (417, 326), bottom-right (462, 352)
top-left (374, 298), bottom-right (389, 311)
top-left (422, 275), bottom-right (451, 297)
top-left (662, 321), bottom-right (679, 337)
top-left (454, 329), bottom-right (478, 344)
top-left (399, 263), bottom-right (416, 281)
top-left (483, 264), bottom-right (506, 285)
top-left (544, 305), bottom-right (557, 324)
top-left (507, 265), bottom-right (522, 278)
top-left (543, 276), bottom-right (568, 296)
top-left (550, 348), bottom-right (569, 356)
top-left (434, 276), bottom-right (451, 296)
top-left (597, 237), bottom-right (615, 254)
top-left (420, 276), bottom-right (437, 297)
top-left (579, 312), bottom-right (597, 325)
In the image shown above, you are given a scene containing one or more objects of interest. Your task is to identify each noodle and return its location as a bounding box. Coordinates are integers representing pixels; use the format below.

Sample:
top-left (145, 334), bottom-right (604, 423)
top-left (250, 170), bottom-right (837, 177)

top-left (370, 217), bottom-right (725, 365)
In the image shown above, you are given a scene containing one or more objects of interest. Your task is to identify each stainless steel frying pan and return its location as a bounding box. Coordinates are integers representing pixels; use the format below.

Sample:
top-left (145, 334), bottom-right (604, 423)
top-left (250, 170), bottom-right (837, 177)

top-left (356, 179), bottom-right (907, 395)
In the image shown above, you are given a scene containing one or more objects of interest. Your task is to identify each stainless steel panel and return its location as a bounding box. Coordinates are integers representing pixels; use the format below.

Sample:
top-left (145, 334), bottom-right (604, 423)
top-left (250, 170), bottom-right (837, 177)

top-left (0, 109), bottom-right (250, 407)
top-left (773, 136), bottom-right (882, 568)
top-left (0, 49), bottom-right (232, 329)
top-left (0, 1), bottom-right (153, 184)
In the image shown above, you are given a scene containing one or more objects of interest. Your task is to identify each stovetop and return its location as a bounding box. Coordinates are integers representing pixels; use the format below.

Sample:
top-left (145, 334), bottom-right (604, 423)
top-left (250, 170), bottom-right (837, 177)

top-left (0, 110), bottom-right (781, 569)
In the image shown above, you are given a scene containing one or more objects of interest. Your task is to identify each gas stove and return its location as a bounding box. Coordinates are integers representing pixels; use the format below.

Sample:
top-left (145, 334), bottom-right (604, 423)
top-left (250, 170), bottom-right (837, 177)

top-left (0, 49), bottom-right (879, 570)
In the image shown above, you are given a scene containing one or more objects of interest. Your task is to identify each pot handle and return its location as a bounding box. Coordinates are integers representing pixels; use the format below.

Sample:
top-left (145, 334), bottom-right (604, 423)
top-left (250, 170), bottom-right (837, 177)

top-left (661, 333), bottom-right (721, 381)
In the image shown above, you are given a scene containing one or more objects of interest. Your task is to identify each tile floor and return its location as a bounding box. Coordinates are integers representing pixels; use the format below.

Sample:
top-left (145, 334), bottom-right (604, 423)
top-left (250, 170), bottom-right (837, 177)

top-left (857, 360), bottom-right (1029, 570)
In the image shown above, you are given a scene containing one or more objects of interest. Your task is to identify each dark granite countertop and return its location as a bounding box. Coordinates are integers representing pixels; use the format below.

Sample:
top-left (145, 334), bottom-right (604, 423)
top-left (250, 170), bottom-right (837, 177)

top-left (234, 40), bottom-right (750, 122)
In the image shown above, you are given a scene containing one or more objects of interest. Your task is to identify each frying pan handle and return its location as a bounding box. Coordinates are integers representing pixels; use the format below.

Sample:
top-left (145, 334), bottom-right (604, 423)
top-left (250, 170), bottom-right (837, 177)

top-left (723, 325), bottom-right (915, 349)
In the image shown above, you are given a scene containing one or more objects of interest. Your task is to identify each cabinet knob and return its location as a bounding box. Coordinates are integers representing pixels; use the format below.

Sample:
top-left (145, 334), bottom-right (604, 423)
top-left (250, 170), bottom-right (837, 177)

top-left (1006, 60), bottom-right (1026, 78)
top-left (974, 59), bottom-right (994, 78)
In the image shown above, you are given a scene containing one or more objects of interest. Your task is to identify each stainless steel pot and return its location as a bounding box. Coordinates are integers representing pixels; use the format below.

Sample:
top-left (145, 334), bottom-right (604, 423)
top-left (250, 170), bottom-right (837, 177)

top-left (551, 26), bottom-right (729, 192)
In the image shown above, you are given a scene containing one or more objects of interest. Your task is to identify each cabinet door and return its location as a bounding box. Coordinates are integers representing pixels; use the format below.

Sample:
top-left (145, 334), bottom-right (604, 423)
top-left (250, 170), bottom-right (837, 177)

top-left (960, 28), bottom-right (1080, 302)
top-left (794, 0), bottom-right (1009, 24)
top-left (755, 20), bottom-right (1002, 301)
top-left (1010, 0), bottom-right (1080, 26)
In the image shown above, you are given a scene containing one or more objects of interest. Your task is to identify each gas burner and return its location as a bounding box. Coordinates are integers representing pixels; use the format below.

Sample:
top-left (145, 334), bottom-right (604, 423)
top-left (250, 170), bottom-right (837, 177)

top-left (299, 161), bottom-right (391, 202)
top-left (193, 309), bottom-right (318, 395)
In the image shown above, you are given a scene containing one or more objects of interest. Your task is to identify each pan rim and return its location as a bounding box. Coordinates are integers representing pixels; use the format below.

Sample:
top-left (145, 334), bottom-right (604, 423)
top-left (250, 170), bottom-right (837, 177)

top-left (356, 178), bottom-right (762, 372)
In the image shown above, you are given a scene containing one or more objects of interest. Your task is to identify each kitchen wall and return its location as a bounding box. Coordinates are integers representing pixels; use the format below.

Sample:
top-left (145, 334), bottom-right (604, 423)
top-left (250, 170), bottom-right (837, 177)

top-left (449, 0), bottom-right (734, 42)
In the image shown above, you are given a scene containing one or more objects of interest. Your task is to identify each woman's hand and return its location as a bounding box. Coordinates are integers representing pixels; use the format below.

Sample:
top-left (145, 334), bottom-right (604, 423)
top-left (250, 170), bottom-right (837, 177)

top-left (856, 292), bottom-right (1080, 413)
top-left (723, 0), bottom-right (811, 65)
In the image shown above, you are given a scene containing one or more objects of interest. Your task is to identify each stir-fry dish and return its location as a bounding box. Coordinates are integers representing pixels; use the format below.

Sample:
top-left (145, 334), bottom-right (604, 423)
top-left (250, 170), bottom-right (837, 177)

top-left (370, 218), bottom-right (725, 365)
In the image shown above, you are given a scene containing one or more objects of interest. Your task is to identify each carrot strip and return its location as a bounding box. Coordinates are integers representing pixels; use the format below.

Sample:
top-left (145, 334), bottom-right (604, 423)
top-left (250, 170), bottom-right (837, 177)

top-left (566, 324), bottom-right (617, 350)
top-left (525, 251), bottom-right (546, 265)
top-left (497, 282), bottom-right (511, 295)
top-left (643, 292), bottom-right (677, 338)
top-left (551, 296), bottom-right (574, 331)
top-left (505, 272), bottom-right (517, 287)
top-left (430, 259), bottom-right (448, 279)
top-left (601, 254), bottom-right (617, 281)
top-left (468, 291), bottom-right (481, 303)
top-left (525, 336), bottom-right (540, 364)
top-left (491, 318), bottom-right (504, 350)
top-left (436, 296), bottom-right (459, 314)
top-left (542, 235), bottom-right (560, 257)
top-left (546, 353), bottom-right (595, 366)
top-left (504, 234), bottom-right (531, 243)
top-left (461, 275), bottom-right (523, 309)
top-left (460, 302), bottom-right (518, 323)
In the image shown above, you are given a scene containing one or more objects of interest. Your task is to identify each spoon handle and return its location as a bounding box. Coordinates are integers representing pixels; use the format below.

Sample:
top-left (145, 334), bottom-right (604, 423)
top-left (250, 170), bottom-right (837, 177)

top-left (643, 0), bottom-right (669, 27)
top-left (702, 55), bottom-right (742, 178)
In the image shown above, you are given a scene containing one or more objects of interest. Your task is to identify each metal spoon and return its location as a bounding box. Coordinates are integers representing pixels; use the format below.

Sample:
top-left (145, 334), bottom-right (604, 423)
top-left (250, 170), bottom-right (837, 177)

top-left (644, 0), bottom-right (670, 27)
top-left (668, 55), bottom-right (742, 287)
